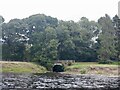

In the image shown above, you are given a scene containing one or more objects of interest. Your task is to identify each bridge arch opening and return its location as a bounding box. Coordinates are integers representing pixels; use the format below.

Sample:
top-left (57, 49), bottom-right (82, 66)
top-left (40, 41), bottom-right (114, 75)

top-left (52, 63), bottom-right (64, 72)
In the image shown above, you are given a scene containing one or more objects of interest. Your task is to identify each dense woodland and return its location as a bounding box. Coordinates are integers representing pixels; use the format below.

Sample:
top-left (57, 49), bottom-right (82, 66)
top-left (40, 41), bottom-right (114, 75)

top-left (0, 14), bottom-right (120, 68)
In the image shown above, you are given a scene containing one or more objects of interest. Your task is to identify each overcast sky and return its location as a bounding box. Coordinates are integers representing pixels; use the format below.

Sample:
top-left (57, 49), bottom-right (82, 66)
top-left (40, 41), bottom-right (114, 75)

top-left (0, 0), bottom-right (119, 22)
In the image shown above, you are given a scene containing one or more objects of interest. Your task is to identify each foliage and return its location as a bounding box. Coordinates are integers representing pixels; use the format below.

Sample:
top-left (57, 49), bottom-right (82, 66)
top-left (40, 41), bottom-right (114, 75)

top-left (97, 14), bottom-right (118, 63)
top-left (98, 59), bottom-right (113, 64)
top-left (113, 15), bottom-right (120, 61)
top-left (32, 55), bottom-right (53, 70)
top-left (67, 62), bottom-right (72, 66)
top-left (1, 14), bottom-right (119, 68)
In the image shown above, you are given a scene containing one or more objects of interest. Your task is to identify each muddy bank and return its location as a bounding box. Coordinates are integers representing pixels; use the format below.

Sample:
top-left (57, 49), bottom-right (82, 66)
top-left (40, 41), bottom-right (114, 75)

top-left (1, 73), bottom-right (120, 90)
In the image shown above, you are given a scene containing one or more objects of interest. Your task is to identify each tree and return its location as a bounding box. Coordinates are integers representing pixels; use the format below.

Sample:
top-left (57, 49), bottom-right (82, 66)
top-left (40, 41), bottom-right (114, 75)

top-left (56, 21), bottom-right (76, 60)
top-left (77, 17), bottom-right (101, 61)
top-left (2, 13), bottom-right (118, 65)
top-left (113, 15), bottom-right (120, 61)
top-left (97, 14), bottom-right (117, 63)
top-left (0, 16), bottom-right (5, 59)
top-left (0, 15), bottom-right (4, 23)
top-left (30, 26), bottom-right (59, 69)
top-left (2, 19), bottom-right (29, 61)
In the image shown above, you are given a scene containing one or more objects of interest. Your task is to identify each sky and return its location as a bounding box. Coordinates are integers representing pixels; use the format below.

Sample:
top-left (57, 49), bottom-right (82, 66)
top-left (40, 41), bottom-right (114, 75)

top-left (0, 0), bottom-right (119, 22)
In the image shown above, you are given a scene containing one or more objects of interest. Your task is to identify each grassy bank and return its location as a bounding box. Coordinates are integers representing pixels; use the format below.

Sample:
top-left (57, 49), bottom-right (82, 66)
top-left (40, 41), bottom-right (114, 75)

top-left (0, 61), bottom-right (119, 76)
top-left (65, 62), bottom-right (119, 76)
top-left (0, 61), bottom-right (47, 73)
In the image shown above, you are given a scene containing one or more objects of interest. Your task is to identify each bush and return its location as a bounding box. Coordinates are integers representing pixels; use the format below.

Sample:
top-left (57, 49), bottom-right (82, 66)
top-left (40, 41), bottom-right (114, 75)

top-left (67, 62), bottom-right (72, 66)
top-left (112, 61), bottom-right (120, 65)
top-left (32, 55), bottom-right (53, 71)
top-left (98, 60), bottom-right (113, 64)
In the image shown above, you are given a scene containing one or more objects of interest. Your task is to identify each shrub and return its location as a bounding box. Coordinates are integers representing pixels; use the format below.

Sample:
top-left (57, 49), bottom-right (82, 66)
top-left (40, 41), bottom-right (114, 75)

top-left (67, 62), bottom-right (72, 66)
top-left (98, 60), bottom-right (113, 64)
top-left (112, 61), bottom-right (120, 65)
top-left (32, 55), bottom-right (53, 71)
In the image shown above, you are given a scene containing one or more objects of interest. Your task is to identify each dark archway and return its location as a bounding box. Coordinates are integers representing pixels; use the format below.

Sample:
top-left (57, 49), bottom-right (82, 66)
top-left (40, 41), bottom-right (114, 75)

top-left (52, 64), bottom-right (64, 72)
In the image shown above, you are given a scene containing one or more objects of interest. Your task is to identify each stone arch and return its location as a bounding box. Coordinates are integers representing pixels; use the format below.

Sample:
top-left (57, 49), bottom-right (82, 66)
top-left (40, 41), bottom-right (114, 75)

top-left (52, 63), bottom-right (64, 72)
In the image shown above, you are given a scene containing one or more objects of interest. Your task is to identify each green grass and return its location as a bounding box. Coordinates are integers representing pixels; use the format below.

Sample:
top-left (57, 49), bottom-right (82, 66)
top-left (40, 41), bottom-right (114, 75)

top-left (65, 62), bottom-right (119, 76)
top-left (111, 61), bottom-right (120, 65)
top-left (1, 61), bottom-right (119, 76)
top-left (1, 61), bottom-right (47, 73)
top-left (67, 62), bottom-right (118, 69)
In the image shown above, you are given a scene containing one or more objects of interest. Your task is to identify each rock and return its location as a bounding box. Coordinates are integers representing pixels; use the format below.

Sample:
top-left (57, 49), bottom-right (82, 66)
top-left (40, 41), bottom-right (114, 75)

top-left (1, 73), bottom-right (119, 89)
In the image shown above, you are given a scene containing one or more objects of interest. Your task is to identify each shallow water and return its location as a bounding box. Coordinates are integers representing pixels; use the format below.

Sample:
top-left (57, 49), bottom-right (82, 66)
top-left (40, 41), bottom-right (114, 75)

top-left (1, 72), bottom-right (120, 90)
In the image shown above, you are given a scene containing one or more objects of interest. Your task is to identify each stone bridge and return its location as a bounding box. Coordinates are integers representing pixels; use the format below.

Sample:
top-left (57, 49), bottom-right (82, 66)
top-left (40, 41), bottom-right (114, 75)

top-left (52, 60), bottom-right (75, 72)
